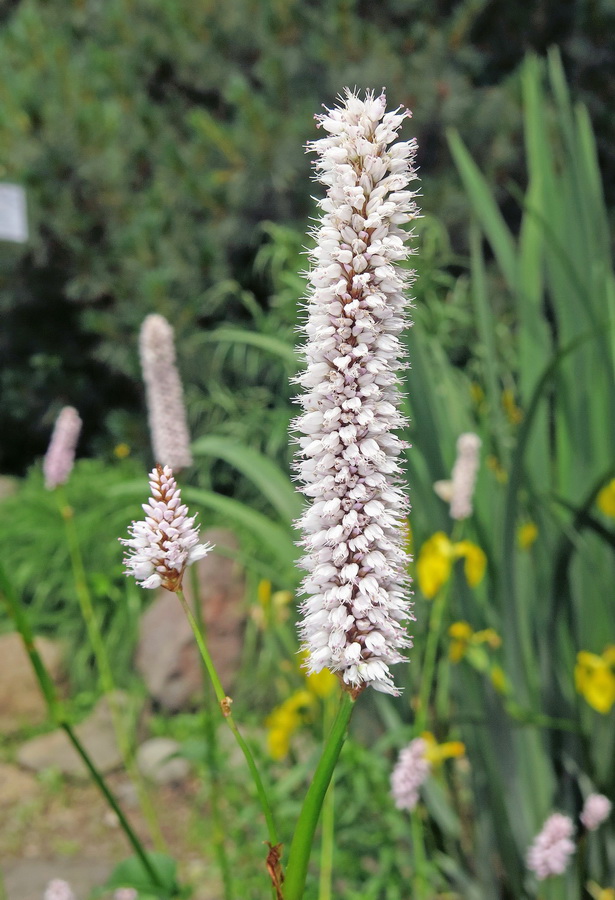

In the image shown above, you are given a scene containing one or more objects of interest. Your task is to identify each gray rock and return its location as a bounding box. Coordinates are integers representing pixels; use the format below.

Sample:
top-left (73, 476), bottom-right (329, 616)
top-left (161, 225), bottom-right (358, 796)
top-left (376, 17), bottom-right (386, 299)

top-left (136, 737), bottom-right (189, 784)
top-left (17, 693), bottom-right (133, 780)
top-left (0, 632), bottom-right (65, 734)
top-left (135, 529), bottom-right (246, 711)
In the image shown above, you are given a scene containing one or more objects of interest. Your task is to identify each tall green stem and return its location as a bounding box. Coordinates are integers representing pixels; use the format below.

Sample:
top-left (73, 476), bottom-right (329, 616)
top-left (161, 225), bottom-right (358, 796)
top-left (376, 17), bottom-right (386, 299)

top-left (176, 588), bottom-right (279, 847)
top-left (58, 489), bottom-right (165, 851)
top-left (317, 693), bottom-right (338, 900)
top-left (284, 692), bottom-right (354, 900)
top-left (190, 566), bottom-right (234, 900)
top-left (415, 584), bottom-right (449, 734)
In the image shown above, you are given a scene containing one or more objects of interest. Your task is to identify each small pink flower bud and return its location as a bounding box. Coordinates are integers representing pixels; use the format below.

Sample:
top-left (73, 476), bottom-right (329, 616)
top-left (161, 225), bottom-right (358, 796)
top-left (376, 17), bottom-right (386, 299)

top-left (581, 793), bottom-right (611, 831)
top-left (449, 432), bottom-right (481, 520)
top-left (43, 406), bottom-right (82, 490)
top-left (43, 880), bottom-right (76, 900)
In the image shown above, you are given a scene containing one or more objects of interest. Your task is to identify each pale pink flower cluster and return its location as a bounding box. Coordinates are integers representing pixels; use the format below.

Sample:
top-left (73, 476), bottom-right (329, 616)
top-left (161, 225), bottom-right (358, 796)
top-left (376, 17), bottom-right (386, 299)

top-left (43, 406), bottom-right (82, 490)
top-left (140, 313), bottom-right (193, 471)
top-left (120, 464), bottom-right (211, 591)
top-left (526, 813), bottom-right (575, 880)
top-left (390, 737), bottom-right (431, 811)
top-left (294, 89), bottom-right (419, 697)
top-left (450, 432), bottom-right (481, 520)
top-left (581, 793), bottom-right (612, 831)
top-left (113, 890), bottom-right (138, 900)
top-left (43, 880), bottom-right (76, 900)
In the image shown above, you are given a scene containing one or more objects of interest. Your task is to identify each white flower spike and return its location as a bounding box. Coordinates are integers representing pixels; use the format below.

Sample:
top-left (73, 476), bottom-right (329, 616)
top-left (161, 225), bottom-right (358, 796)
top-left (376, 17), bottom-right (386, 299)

top-left (121, 464), bottom-right (212, 592)
top-left (294, 88), bottom-right (419, 697)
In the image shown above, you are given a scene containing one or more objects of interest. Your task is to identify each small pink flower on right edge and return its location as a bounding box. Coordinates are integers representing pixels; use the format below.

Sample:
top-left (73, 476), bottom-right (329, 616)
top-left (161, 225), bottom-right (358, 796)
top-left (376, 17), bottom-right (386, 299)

top-left (581, 793), bottom-right (612, 831)
top-left (526, 813), bottom-right (575, 880)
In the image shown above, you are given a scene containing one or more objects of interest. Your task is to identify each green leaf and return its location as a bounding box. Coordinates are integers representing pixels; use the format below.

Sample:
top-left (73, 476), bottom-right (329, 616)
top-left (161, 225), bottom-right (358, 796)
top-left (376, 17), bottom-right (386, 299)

top-left (191, 434), bottom-right (301, 521)
top-left (99, 852), bottom-right (181, 899)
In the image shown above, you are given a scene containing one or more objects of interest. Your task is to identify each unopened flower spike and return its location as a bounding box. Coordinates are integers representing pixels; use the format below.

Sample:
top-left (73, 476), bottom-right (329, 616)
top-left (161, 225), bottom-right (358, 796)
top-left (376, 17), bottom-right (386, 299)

top-left (140, 313), bottom-right (193, 471)
top-left (120, 464), bottom-right (212, 592)
top-left (294, 88), bottom-right (419, 697)
top-left (43, 406), bottom-right (82, 490)
top-left (526, 813), bottom-right (575, 880)
top-left (434, 432), bottom-right (481, 520)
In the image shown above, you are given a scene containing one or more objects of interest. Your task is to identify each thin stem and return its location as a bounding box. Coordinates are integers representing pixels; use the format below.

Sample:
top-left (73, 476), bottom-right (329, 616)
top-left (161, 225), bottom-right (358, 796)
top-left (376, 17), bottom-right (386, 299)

top-left (284, 692), bottom-right (355, 900)
top-left (61, 722), bottom-right (169, 893)
top-left (0, 562), bottom-right (169, 895)
top-left (176, 588), bottom-right (279, 847)
top-left (415, 583), bottom-right (449, 734)
top-left (190, 566), bottom-right (234, 900)
top-left (58, 489), bottom-right (166, 851)
top-left (317, 694), bottom-right (338, 900)
top-left (410, 808), bottom-right (430, 899)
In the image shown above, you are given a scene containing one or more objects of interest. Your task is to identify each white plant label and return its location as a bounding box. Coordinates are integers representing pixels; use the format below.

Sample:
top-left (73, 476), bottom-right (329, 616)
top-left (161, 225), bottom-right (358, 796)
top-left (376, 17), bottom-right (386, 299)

top-left (0, 183), bottom-right (28, 243)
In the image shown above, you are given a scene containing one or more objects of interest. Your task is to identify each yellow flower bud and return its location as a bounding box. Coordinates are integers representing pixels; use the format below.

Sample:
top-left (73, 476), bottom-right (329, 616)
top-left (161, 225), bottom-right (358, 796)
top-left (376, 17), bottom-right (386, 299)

top-left (597, 479), bottom-right (615, 517)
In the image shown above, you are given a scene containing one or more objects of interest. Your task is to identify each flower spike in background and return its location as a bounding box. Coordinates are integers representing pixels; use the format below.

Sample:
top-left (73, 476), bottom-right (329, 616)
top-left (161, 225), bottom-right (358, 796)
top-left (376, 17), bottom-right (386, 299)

top-left (120, 464), bottom-right (212, 591)
top-left (43, 880), bottom-right (76, 900)
top-left (294, 88), bottom-right (419, 697)
top-left (140, 313), bottom-right (193, 471)
top-left (526, 813), bottom-right (575, 880)
top-left (434, 432), bottom-right (481, 520)
top-left (43, 406), bottom-right (82, 490)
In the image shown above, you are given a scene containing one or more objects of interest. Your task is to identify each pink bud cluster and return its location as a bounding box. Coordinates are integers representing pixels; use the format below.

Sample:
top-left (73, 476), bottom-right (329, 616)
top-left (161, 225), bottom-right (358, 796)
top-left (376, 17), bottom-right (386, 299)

top-left (140, 313), bottom-right (193, 471)
top-left (120, 464), bottom-right (211, 591)
top-left (43, 406), bottom-right (82, 490)
top-left (390, 737), bottom-right (431, 811)
top-left (294, 89), bottom-right (419, 696)
top-left (526, 813), bottom-right (575, 880)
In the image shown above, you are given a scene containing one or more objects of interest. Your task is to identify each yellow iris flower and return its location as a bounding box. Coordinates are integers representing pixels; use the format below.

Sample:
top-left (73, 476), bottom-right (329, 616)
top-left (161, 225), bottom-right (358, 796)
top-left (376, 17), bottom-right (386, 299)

top-left (575, 648), bottom-right (615, 714)
top-left (517, 522), bottom-right (538, 549)
top-left (448, 621), bottom-right (501, 663)
top-left (597, 479), bottom-right (615, 517)
top-left (417, 534), bottom-right (486, 598)
top-left (421, 731), bottom-right (465, 765)
top-left (266, 690), bottom-right (314, 760)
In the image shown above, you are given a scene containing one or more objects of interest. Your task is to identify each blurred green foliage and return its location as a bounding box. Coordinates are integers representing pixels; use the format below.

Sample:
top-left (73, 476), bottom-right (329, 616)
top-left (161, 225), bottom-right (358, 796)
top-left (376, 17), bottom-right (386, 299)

top-left (1, 0), bottom-right (614, 472)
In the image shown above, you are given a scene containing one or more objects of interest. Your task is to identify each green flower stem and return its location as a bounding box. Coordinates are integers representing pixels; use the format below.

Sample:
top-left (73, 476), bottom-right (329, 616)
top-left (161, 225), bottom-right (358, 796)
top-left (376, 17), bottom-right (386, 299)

top-left (410, 808), bottom-right (430, 900)
top-left (60, 721), bottom-right (170, 894)
top-left (57, 488), bottom-right (166, 852)
top-left (190, 566), bottom-right (234, 900)
top-left (415, 583), bottom-right (449, 734)
top-left (317, 694), bottom-right (338, 900)
top-left (284, 691), bottom-right (355, 900)
top-left (176, 588), bottom-right (279, 847)
top-left (0, 561), bottom-right (168, 896)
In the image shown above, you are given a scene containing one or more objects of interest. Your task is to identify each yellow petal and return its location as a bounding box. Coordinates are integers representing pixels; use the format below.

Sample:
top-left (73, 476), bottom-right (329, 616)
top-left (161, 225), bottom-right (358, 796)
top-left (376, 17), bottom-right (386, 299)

top-left (306, 667), bottom-right (338, 699)
top-left (257, 579), bottom-right (272, 609)
top-left (448, 621), bottom-right (473, 663)
top-left (474, 628), bottom-right (501, 649)
top-left (517, 522), bottom-right (538, 549)
top-left (581, 668), bottom-right (615, 714)
top-left (602, 645), bottom-right (615, 666)
top-left (597, 479), bottom-right (615, 517)
top-left (455, 541), bottom-right (487, 588)
top-left (416, 533), bottom-right (454, 599)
